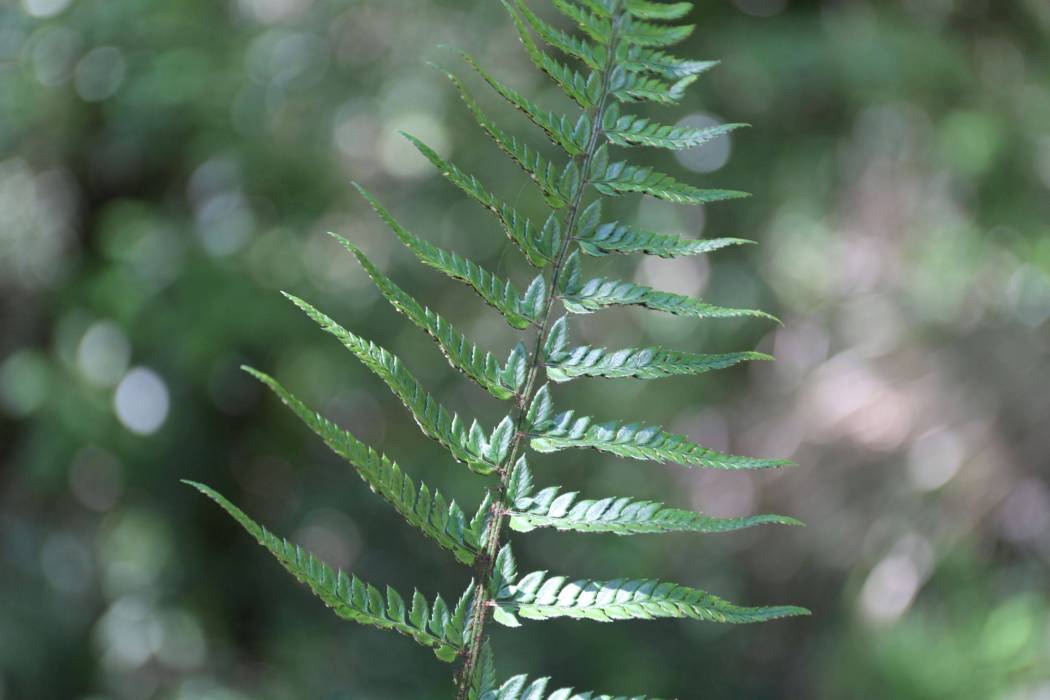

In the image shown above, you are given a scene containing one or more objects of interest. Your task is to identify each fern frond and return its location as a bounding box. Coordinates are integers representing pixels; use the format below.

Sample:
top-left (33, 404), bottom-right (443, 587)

top-left (591, 158), bottom-right (748, 204)
top-left (508, 469), bottom-right (798, 537)
top-left (561, 278), bottom-right (772, 320)
top-left (201, 4), bottom-right (808, 694)
top-left (505, 3), bottom-right (600, 109)
top-left (483, 674), bottom-right (657, 700)
top-left (456, 50), bottom-right (590, 156)
top-left (576, 0), bottom-right (614, 18)
top-left (515, 0), bottom-right (603, 71)
top-left (243, 367), bottom-right (486, 564)
top-left (469, 642), bottom-right (500, 700)
top-left (547, 347), bottom-right (770, 381)
top-left (510, 494), bottom-right (800, 536)
top-left (494, 569), bottom-right (808, 625)
top-left (620, 46), bottom-right (718, 80)
top-left (623, 0), bottom-right (692, 21)
top-left (576, 220), bottom-right (751, 258)
top-left (332, 237), bottom-right (524, 401)
top-left (284, 293), bottom-right (513, 474)
top-left (404, 132), bottom-right (560, 261)
top-left (528, 401), bottom-right (790, 471)
top-left (620, 17), bottom-right (695, 48)
top-left (506, 458), bottom-right (799, 535)
top-left (439, 68), bottom-right (571, 215)
top-left (544, 330), bottom-right (771, 383)
top-left (354, 185), bottom-right (538, 329)
top-left (557, 260), bottom-right (776, 321)
top-left (613, 72), bottom-right (697, 104)
top-left (552, 0), bottom-right (613, 45)
top-left (184, 481), bottom-right (471, 661)
top-left (604, 109), bottom-right (747, 150)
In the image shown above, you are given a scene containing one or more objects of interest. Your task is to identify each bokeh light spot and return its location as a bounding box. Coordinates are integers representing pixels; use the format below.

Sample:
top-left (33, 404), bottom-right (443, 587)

top-left (0, 350), bottom-right (50, 418)
top-left (31, 27), bottom-right (81, 87)
top-left (379, 113), bottom-right (449, 179)
top-left (859, 535), bottom-right (933, 625)
top-left (113, 367), bottom-right (170, 435)
top-left (907, 428), bottom-right (965, 492)
top-left (673, 113), bottom-right (732, 174)
top-left (75, 47), bottom-right (126, 103)
top-left (20, 0), bottom-right (72, 18)
top-left (77, 320), bottom-right (131, 388)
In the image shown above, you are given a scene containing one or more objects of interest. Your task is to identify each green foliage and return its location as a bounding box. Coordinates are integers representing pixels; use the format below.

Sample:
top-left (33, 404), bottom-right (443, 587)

top-left (603, 107), bottom-right (747, 149)
top-left (619, 46), bottom-right (717, 80)
top-left (471, 643), bottom-right (658, 699)
top-left (542, 316), bottom-right (771, 381)
top-left (457, 50), bottom-right (591, 156)
top-left (283, 292), bottom-right (514, 475)
top-left (187, 1), bottom-right (805, 696)
top-left (242, 368), bottom-right (487, 564)
top-left (527, 385), bottom-right (790, 470)
top-left (491, 546), bottom-right (807, 625)
top-left (334, 235), bottom-right (526, 401)
top-left (404, 128), bottom-right (559, 261)
top-left (575, 218), bottom-right (752, 258)
top-left (589, 155), bottom-right (749, 203)
top-left (556, 252), bottom-right (776, 320)
top-left (507, 458), bottom-right (800, 535)
top-left (183, 481), bottom-right (473, 662)
top-left (355, 184), bottom-right (541, 328)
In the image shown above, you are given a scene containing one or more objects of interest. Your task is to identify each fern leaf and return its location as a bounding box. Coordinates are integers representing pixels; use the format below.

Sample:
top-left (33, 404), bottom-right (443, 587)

top-left (576, 0), bottom-right (614, 18)
top-left (506, 457), bottom-right (799, 535)
top-left (546, 341), bottom-right (771, 383)
top-left (469, 642), bottom-right (500, 700)
top-left (505, 3), bottom-right (600, 109)
top-left (576, 221), bottom-right (752, 258)
top-left (515, 0), bottom-right (603, 71)
top-left (558, 270), bottom-right (776, 323)
top-left (561, 278), bottom-right (773, 320)
top-left (436, 69), bottom-right (573, 217)
top-left (510, 494), bottom-right (800, 536)
top-left (243, 367), bottom-right (485, 564)
top-left (591, 158), bottom-right (749, 204)
top-left (543, 313), bottom-right (771, 383)
top-left (490, 543), bottom-right (520, 600)
top-left (332, 236), bottom-right (523, 401)
top-left (284, 293), bottom-right (510, 474)
top-left (552, 0), bottom-right (613, 45)
top-left (546, 347), bottom-right (770, 381)
top-left (513, 486), bottom-right (797, 538)
top-left (184, 481), bottom-right (469, 661)
top-left (403, 131), bottom-right (559, 261)
top-left (494, 570), bottom-right (808, 625)
top-left (604, 110), bottom-right (747, 150)
top-left (456, 50), bottom-right (590, 156)
top-left (614, 72), bottom-right (697, 104)
top-left (529, 405), bottom-right (790, 471)
top-left (619, 46), bottom-right (716, 81)
top-left (620, 17), bottom-right (695, 48)
top-left (483, 674), bottom-right (657, 700)
top-left (354, 184), bottom-right (537, 329)
top-left (623, 0), bottom-right (692, 21)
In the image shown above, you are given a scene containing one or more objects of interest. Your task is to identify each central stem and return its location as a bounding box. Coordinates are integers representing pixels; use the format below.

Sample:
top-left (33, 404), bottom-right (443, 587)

top-left (454, 12), bottom-right (624, 698)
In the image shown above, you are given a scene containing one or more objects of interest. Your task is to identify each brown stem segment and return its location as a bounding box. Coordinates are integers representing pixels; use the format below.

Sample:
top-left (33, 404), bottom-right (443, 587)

top-left (453, 10), bottom-right (625, 699)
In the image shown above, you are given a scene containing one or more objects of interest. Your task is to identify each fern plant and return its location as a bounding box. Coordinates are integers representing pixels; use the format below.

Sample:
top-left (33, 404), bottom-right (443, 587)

top-left (186, 1), bottom-right (808, 697)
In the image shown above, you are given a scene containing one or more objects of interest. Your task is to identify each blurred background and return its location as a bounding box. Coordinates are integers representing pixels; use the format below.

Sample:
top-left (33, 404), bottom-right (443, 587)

top-left (1, 0), bottom-right (1049, 698)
